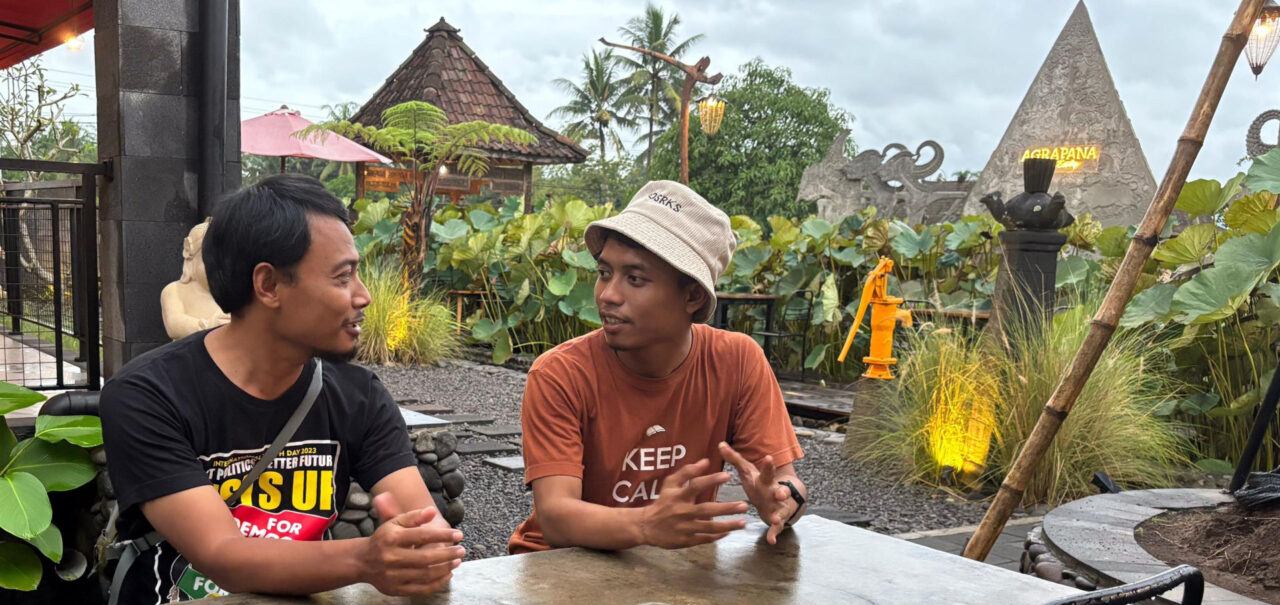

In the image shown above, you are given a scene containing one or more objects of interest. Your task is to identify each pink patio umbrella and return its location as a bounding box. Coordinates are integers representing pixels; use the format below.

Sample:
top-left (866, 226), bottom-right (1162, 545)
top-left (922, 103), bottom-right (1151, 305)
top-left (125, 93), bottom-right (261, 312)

top-left (241, 105), bottom-right (392, 173)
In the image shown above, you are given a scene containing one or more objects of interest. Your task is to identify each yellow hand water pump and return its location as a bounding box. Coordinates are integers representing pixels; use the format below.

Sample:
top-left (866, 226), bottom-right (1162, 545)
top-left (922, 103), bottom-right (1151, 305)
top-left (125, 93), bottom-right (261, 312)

top-left (837, 257), bottom-right (912, 380)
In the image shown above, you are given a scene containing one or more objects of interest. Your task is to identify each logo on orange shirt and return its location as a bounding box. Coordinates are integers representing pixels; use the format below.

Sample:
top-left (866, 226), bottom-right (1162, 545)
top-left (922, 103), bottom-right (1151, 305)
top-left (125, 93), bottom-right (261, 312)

top-left (613, 444), bottom-right (688, 503)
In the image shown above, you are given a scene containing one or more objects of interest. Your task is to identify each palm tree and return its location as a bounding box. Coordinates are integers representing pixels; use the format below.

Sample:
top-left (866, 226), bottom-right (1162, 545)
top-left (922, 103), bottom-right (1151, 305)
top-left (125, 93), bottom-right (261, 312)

top-left (317, 102), bottom-right (360, 181)
top-left (302, 101), bottom-right (535, 284)
top-left (615, 3), bottom-right (704, 177)
top-left (549, 49), bottom-right (635, 163)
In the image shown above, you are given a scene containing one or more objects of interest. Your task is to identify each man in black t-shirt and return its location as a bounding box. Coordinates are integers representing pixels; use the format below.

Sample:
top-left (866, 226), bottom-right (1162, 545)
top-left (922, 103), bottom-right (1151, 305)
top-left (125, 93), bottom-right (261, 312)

top-left (100, 175), bottom-right (463, 603)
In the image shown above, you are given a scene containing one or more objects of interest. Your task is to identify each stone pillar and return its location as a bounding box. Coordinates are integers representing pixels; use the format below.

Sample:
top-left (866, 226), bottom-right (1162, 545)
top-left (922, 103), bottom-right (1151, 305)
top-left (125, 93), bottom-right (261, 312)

top-left (992, 230), bottom-right (1067, 338)
top-left (95, 0), bottom-right (241, 376)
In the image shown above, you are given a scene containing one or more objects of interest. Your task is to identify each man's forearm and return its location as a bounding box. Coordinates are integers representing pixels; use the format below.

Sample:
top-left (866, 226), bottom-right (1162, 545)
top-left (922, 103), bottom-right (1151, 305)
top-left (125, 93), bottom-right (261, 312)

top-left (538, 499), bottom-right (647, 551)
top-left (199, 535), bottom-right (368, 595)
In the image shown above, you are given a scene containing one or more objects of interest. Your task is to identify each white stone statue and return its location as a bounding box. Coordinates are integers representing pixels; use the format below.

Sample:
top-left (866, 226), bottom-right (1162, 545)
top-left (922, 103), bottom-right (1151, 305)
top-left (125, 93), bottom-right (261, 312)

top-left (161, 219), bottom-right (230, 340)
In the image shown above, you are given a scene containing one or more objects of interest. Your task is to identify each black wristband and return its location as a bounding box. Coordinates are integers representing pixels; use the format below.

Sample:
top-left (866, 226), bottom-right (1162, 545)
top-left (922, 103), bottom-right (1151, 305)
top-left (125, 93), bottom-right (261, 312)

top-left (778, 480), bottom-right (805, 526)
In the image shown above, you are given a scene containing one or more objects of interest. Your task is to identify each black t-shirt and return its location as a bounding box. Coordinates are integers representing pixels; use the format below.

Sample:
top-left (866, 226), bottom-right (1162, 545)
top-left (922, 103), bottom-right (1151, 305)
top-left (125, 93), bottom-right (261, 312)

top-left (99, 330), bottom-right (416, 603)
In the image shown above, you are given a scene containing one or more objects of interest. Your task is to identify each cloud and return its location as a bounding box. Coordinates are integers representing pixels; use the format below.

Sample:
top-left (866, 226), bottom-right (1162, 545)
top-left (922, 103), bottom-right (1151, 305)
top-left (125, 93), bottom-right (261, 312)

top-left (27, 0), bottom-right (1275, 181)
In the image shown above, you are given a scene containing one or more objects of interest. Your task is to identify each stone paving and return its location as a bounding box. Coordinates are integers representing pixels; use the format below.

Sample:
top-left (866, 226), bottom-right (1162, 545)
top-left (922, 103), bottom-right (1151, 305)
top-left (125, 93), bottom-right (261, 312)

top-left (1042, 489), bottom-right (1260, 604)
top-left (898, 517), bottom-right (1041, 572)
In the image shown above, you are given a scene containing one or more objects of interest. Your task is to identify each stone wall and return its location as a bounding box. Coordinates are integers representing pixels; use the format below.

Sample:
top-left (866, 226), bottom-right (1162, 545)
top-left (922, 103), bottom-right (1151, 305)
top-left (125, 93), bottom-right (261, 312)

top-left (95, 0), bottom-right (242, 376)
top-left (330, 428), bottom-right (466, 538)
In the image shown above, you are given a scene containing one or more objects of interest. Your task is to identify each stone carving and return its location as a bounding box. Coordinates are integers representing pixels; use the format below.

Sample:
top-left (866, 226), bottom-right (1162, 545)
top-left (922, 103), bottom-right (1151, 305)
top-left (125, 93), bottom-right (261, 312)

top-left (1246, 109), bottom-right (1280, 158)
top-left (981, 159), bottom-right (1075, 230)
top-left (798, 130), bottom-right (973, 225)
top-left (160, 219), bottom-right (230, 340)
top-left (962, 1), bottom-right (1156, 228)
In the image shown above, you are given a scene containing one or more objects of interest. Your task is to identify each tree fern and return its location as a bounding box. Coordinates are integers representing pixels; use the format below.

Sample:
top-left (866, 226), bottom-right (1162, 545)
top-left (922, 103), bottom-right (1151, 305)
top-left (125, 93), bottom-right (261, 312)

top-left (298, 99), bottom-right (536, 284)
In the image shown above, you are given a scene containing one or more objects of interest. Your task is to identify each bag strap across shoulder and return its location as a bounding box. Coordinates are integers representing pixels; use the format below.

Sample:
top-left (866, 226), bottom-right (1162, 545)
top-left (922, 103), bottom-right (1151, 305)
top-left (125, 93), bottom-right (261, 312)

top-left (106, 358), bottom-right (324, 605)
top-left (224, 358), bottom-right (324, 504)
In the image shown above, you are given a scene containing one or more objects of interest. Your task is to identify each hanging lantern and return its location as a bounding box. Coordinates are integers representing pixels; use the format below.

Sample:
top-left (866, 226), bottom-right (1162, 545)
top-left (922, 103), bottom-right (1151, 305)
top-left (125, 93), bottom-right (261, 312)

top-left (1246, 1), bottom-right (1280, 77)
top-left (696, 94), bottom-right (726, 136)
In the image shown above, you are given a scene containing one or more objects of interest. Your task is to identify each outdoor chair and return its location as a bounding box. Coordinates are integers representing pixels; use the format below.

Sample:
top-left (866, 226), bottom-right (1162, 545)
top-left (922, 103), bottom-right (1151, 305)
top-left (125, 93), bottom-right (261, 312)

top-left (1044, 565), bottom-right (1203, 605)
top-left (753, 290), bottom-right (814, 379)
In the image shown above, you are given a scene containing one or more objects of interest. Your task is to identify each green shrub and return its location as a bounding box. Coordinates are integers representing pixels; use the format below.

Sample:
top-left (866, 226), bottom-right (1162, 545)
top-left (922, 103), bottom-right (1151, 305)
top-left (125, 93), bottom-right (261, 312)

top-left (357, 261), bottom-right (460, 365)
top-left (0, 383), bottom-right (100, 591)
top-left (849, 303), bottom-right (1192, 505)
top-left (847, 327), bottom-right (1001, 487)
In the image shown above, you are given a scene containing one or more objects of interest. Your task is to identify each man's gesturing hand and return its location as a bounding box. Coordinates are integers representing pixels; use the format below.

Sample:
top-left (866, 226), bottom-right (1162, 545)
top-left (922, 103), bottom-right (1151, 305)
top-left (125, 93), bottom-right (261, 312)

top-left (718, 442), bottom-right (798, 545)
top-left (359, 493), bottom-right (465, 596)
top-left (637, 458), bottom-right (749, 549)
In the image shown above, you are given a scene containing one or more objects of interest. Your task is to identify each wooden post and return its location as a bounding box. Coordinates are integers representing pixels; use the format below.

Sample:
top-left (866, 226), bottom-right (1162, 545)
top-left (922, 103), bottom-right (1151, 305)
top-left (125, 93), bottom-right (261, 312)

top-left (522, 163), bottom-right (534, 214)
top-left (678, 74), bottom-right (698, 184)
top-left (599, 39), bottom-right (722, 185)
top-left (355, 161), bottom-right (366, 200)
top-left (963, 0), bottom-right (1266, 561)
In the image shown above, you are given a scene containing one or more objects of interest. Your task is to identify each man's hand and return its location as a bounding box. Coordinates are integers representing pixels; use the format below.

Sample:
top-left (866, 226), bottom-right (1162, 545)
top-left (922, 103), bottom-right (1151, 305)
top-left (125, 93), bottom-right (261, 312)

top-left (718, 442), bottom-right (801, 545)
top-left (358, 493), bottom-right (465, 597)
top-left (637, 458), bottom-right (750, 549)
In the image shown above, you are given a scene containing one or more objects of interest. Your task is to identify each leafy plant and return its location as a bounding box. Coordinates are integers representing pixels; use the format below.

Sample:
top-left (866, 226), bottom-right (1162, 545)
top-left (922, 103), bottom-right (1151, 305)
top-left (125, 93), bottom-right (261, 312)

top-left (425, 196), bottom-right (1111, 382)
top-left (849, 305), bottom-right (1191, 505)
top-left (847, 329), bottom-right (1002, 487)
top-left (427, 196), bottom-right (612, 364)
top-left (357, 260), bottom-right (461, 365)
top-left (0, 383), bottom-right (101, 591)
top-left (302, 100), bottom-right (536, 283)
top-left (650, 59), bottom-right (855, 221)
top-left (1108, 149), bottom-right (1280, 469)
top-left (985, 305), bottom-right (1190, 504)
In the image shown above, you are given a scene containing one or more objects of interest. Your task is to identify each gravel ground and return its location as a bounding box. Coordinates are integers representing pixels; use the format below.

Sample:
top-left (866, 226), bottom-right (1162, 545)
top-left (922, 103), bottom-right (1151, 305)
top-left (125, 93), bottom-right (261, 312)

top-left (368, 360), bottom-right (990, 560)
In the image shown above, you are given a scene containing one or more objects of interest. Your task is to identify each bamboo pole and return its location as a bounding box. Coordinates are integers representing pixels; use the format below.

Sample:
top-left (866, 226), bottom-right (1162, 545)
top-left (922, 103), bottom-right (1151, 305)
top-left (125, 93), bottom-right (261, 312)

top-left (963, 0), bottom-right (1266, 561)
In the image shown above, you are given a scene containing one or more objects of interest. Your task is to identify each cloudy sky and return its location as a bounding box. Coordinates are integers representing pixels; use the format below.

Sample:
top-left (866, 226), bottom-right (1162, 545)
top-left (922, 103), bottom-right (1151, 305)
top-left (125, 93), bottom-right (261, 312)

top-left (31, 0), bottom-right (1277, 180)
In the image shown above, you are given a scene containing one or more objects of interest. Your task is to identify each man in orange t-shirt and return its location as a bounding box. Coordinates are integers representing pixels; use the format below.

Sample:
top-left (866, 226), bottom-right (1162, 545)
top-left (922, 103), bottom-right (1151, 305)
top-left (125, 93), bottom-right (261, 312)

top-left (509, 180), bottom-right (807, 554)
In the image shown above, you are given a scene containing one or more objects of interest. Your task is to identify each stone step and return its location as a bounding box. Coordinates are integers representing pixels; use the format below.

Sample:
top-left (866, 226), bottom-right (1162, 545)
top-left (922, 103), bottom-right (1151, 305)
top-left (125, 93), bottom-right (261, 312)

top-left (483, 455), bottom-right (525, 471)
top-left (436, 413), bottom-right (496, 425)
top-left (456, 440), bottom-right (520, 456)
top-left (471, 423), bottom-right (522, 437)
top-left (399, 401), bottom-right (455, 415)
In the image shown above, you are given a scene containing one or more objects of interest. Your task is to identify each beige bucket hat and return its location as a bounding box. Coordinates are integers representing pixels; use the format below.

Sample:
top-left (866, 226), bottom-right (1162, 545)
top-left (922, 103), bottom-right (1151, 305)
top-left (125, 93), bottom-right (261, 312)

top-left (585, 180), bottom-right (736, 323)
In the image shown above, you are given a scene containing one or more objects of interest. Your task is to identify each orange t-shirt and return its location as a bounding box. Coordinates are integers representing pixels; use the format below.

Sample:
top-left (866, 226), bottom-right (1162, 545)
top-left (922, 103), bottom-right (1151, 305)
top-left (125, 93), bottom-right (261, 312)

top-left (508, 323), bottom-right (804, 553)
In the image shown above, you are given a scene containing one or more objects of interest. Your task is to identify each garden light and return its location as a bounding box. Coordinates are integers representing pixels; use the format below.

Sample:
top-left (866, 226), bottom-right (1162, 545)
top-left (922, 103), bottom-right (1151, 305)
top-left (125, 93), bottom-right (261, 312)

top-left (922, 358), bottom-right (997, 485)
top-left (696, 94), bottom-right (725, 135)
top-left (1246, 1), bottom-right (1280, 76)
top-left (837, 257), bottom-right (912, 380)
top-left (64, 32), bottom-right (86, 52)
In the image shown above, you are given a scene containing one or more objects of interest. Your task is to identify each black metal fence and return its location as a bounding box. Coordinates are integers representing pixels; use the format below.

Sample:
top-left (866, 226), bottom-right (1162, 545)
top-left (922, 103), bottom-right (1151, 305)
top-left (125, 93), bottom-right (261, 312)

top-left (0, 159), bottom-right (102, 390)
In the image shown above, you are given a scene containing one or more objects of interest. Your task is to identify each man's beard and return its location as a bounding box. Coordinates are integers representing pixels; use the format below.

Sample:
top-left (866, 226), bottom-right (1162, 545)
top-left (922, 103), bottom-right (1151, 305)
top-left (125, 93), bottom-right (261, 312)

top-left (315, 341), bottom-right (359, 363)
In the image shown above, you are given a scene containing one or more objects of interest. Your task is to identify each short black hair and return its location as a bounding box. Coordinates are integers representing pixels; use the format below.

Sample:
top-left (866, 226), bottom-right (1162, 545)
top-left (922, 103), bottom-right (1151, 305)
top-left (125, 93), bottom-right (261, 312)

top-left (595, 229), bottom-right (696, 289)
top-left (203, 174), bottom-right (350, 315)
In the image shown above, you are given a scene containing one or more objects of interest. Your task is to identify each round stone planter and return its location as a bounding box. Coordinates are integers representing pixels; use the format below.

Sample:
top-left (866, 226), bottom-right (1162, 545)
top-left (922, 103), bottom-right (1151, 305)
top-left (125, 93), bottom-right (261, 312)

top-left (1027, 489), bottom-right (1264, 605)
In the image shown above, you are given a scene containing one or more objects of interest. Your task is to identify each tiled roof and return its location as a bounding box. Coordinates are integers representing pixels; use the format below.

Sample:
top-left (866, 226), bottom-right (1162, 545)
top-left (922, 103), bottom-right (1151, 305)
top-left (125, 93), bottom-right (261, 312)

top-left (352, 18), bottom-right (588, 165)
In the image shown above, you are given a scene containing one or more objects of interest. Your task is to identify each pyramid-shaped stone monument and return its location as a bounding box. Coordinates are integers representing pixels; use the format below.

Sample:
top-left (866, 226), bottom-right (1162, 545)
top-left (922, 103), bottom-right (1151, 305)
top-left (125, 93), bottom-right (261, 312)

top-left (963, 1), bottom-right (1155, 227)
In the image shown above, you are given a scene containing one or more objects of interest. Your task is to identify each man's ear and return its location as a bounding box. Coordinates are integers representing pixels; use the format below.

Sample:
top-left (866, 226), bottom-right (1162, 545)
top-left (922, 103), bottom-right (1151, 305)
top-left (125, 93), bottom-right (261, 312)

top-left (684, 283), bottom-right (708, 319)
top-left (252, 262), bottom-right (284, 310)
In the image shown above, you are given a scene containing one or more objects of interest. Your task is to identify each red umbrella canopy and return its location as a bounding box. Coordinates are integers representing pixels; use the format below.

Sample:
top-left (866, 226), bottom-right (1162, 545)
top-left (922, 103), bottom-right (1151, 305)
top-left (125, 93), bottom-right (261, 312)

top-left (241, 106), bottom-right (391, 163)
top-left (0, 0), bottom-right (94, 70)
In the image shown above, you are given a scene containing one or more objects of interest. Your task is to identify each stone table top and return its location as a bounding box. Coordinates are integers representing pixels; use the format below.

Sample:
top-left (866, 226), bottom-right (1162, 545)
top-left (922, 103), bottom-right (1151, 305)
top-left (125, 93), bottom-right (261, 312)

top-left (196, 516), bottom-right (1078, 604)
